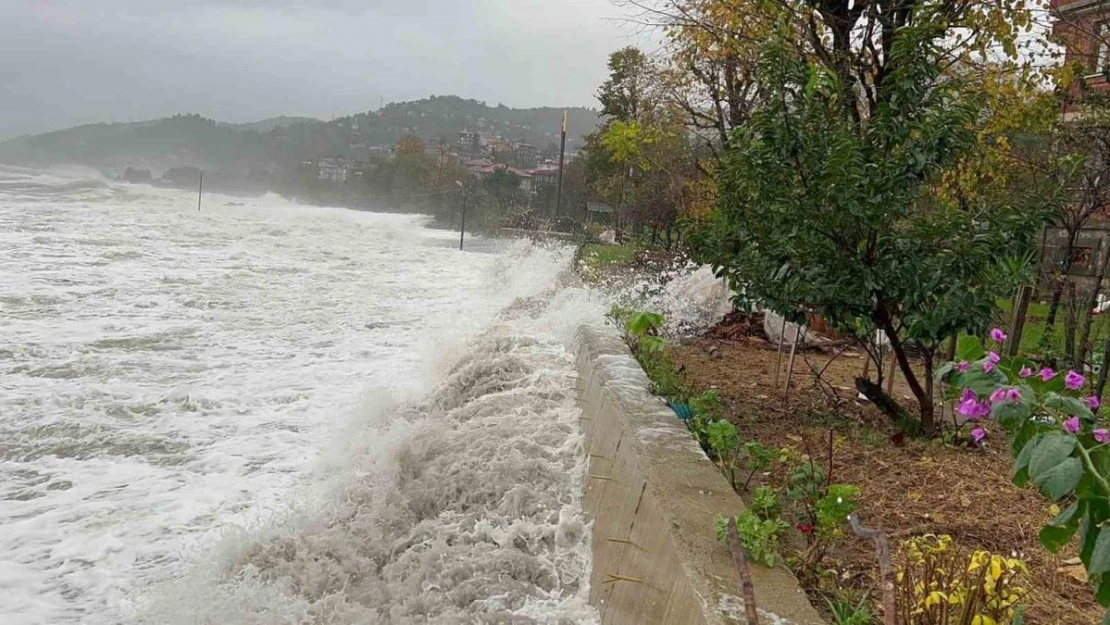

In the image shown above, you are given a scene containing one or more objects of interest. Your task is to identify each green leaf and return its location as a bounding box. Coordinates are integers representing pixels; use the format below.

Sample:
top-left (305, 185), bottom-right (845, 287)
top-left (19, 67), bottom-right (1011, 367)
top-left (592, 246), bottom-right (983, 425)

top-left (992, 387), bottom-right (1033, 430)
top-left (956, 335), bottom-right (984, 362)
top-left (1027, 432), bottom-right (1081, 500)
top-left (1030, 371), bottom-right (1067, 396)
top-left (1028, 433), bottom-right (1077, 478)
top-left (1098, 573), bottom-right (1110, 608)
top-left (933, 361), bottom-right (954, 382)
top-left (1045, 392), bottom-right (1095, 421)
top-left (1091, 528), bottom-right (1110, 576)
top-left (1012, 432), bottom-right (1042, 487)
top-left (1081, 504), bottom-right (1107, 567)
top-left (1033, 457), bottom-right (1083, 500)
top-left (1040, 501), bottom-right (1084, 552)
top-left (960, 367), bottom-right (1007, 396)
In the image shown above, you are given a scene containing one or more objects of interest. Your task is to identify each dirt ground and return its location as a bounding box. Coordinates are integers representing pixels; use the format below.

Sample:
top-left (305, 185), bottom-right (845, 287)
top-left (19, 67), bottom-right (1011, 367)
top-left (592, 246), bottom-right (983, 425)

top-left (669, 324), bottom-right (1102, 624)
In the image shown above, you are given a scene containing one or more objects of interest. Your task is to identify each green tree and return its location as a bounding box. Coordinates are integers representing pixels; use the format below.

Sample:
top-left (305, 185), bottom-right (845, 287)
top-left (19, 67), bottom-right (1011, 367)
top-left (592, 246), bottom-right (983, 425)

top-left (597, 47), bottom-right (655, 122)
top-left (691, 26), bottom-right (1048, 433)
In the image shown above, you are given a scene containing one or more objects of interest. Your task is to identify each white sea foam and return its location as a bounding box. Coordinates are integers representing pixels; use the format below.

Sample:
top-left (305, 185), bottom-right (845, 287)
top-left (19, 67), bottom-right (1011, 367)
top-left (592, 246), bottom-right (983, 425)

top-left (0, 166), bottom-right (605, 625)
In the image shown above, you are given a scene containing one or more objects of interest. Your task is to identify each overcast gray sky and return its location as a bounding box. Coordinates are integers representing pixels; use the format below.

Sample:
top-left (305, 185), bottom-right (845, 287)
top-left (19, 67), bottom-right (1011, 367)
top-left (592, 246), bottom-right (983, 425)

top-left (0, 1), bottom-right (649, 140)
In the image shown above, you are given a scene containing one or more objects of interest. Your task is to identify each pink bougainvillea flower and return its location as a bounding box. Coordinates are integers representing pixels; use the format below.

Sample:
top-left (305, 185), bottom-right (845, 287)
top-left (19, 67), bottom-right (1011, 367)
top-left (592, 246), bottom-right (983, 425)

top-left (989, 388), bottom-right (1007, 403)
top-left (988, 351), bottom-right (1001, 364)
top-left (1065, 370), bottom-right (1085, 391)
top-left (1040, 368), bottom-right (1057, 382)
top-left (1005, 388), bottom-right (1022, 402)
top-left (983, 361), bottom-right (996, 373)
top-left (1064, 416), bottom-right (1081, 434)
top-left (1089, 395), bottom-right (1101, 410)
top-left (960, 388), bottom-right (977, 402)
top-left (1019, 366), bottom-right (1033, 378)
top-left (991, 328), bottom-right (1008, 343)
top-left (958, 398), bottom-right (991, 420)
top-left (1095, 429), bottom-right (1110, 444)
top-left (957, 361), bottom-right (970, 373)
top-left (957, 398), bottom-right (980, 417)
top-left (971, 427), bottom-right (987, 443)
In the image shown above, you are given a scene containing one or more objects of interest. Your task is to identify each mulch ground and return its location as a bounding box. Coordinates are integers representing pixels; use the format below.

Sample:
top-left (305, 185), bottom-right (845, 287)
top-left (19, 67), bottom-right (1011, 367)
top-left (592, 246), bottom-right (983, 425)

top-left (669, 318), bottom-right (1102, 624)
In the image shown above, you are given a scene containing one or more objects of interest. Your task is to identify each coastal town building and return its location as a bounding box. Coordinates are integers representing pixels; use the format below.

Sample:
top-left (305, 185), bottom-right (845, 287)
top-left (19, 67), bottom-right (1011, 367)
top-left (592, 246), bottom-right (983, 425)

top-left (1053, 0), bottom-right (1110, 114)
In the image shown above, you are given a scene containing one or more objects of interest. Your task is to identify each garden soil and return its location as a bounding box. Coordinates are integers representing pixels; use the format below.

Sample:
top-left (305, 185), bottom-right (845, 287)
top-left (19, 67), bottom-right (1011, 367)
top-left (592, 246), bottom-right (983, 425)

top-left (669, 328), bottom-right (1102, 625)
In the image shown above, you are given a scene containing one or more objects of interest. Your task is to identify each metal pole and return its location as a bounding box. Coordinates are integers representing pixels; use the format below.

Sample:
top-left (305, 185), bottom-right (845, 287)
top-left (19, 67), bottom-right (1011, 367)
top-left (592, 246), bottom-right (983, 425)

top-left (554, 110), bottom-right (567, 220)
top-left (459, 187), bottom-right (466, 251)
top-left (197, 170), bottom-right (203, 212)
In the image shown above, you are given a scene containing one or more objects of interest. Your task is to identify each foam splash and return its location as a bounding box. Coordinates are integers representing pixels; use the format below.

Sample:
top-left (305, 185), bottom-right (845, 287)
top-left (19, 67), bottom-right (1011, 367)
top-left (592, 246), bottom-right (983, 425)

top-left (136, 297), bottom-right (604, 625)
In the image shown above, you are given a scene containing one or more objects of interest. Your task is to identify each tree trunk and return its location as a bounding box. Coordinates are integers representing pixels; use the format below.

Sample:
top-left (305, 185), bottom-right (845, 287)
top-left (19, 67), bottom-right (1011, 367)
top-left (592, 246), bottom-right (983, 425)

top-left (874, 301), bottom-right (934, 434)
top-left (944, 333), bottom-right (958, 363)
top-left (1007, 284), bottom-right (1033, 357)
top-left (1065, 281), bottom-right (1079, 369)
top-left (1079, 238), bottom-right (1110, 368)
top-left (1047, 229), bottom-right (1080, 328)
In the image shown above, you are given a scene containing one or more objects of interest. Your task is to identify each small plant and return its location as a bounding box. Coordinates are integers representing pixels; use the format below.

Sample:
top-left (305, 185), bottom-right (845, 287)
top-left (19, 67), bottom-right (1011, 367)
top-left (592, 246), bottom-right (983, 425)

top-left (896, 534), bottom-right (1029, 625)
top-left (716, 510), bottom-right (790, 568)
top-left (624, 310), bottom-right (666, 354)
top-left (737, 440), bottom-right (776, 490)
top-left (824, 595), bottom-right (872, 625)
top-left (781, 451), bottom-right (859, 573)
top-left (688, 389), bottom-right (720, 442)
top-left (748, 485), bottom-right (781, 521)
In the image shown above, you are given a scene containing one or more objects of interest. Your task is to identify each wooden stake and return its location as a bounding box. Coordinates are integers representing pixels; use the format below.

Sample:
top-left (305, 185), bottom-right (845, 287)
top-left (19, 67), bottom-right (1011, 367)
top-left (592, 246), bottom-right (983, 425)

top-left (772, 315), bottom-right (788, 390)
top-left (783, 327), bottom-right (802, 398)
top-left (885, 349), bottom-right (897, 396)
top-left (726, 517), bottom-right (760, 625)
top-left (196, 170), bottom-right (203, 212)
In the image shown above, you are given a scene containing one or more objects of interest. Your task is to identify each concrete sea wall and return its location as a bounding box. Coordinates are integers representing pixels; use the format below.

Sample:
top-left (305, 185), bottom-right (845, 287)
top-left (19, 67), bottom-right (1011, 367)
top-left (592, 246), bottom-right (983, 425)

top-left (575, 326), bottom-right (825, 625)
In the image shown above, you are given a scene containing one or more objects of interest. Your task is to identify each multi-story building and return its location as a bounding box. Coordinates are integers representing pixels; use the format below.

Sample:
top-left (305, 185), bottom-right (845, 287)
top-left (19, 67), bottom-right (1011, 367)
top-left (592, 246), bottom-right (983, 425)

top-left (1053, 0), bottom-right (1110, 114)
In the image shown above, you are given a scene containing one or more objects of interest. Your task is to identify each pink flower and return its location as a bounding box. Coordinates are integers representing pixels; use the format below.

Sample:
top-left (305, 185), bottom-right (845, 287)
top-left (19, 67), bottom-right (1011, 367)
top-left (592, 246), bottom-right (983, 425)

top-left (960, 388), bottom-right (977, 402)
top-left (1019, 366), bottom-right (1033, 378)
top-left (1064, 416), bottom-right (1081, 434)
top-left (971, 427), bottom-right (987, 443)
top-left (957, 398), bottom-right (978, 416)
top-left (957, 361), bottom-right (970, 373)
top-left (1065, 370), bottom-right (1085, 391)
top-left (1006, 388), bottom-right (1022, 401)
top-left (984, 361), bottom-right (996, 373)
top-left (991, 328), bottom-right (1008, 343)
top-left (1095, 429), bottom-right (1110, 444)
top-left (988, 351), bottom-right (1001, 364)
top-left (1089, 395), bottom-right (1101, 410)
top-left (957, 398), bottom-right (990, 420)
top-left (989, 388), bottom-right (1007, 403)
top-left (1040, 368), bottom-right (1056, 382)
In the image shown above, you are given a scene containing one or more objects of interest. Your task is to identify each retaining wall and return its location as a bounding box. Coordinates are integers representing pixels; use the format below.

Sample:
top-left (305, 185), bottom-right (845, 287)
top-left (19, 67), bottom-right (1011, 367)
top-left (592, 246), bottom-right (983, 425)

top-left (576, 325), bottom-right (825, 625)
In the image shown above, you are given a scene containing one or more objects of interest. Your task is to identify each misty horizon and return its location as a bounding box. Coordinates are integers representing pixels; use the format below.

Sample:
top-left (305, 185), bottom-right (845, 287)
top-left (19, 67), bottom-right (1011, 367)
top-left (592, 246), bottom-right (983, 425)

top-left (0, 1), bottom-right (650, 141)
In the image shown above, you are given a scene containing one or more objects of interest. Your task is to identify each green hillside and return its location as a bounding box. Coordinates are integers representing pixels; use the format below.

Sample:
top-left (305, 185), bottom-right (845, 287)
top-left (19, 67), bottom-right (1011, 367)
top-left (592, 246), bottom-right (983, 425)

top-left (0, 97), bottom-right (601, 171)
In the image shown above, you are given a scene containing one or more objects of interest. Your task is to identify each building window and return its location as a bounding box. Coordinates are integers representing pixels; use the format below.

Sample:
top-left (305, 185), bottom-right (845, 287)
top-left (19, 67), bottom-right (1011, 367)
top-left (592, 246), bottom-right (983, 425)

top-left (1099, 23), bottom-right (1110, 74)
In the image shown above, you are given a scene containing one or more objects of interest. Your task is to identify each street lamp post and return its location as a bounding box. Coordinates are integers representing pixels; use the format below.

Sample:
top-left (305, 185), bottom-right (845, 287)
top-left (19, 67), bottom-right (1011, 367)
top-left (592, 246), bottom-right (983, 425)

top-left (456, 180), bottom-right (466, 250)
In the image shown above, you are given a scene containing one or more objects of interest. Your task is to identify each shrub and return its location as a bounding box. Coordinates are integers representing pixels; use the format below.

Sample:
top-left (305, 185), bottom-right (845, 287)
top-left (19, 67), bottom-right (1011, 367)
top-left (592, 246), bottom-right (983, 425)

top-left (939, 329), bottom-right (1110, 616)
top-left (896, 534), bottom-right (1029, 625)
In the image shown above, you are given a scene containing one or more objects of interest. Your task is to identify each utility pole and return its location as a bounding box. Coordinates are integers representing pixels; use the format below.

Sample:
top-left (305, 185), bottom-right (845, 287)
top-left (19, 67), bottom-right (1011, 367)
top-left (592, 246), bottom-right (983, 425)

top-left (456, 180), bottom-right (466, 250)
top-left (554, 110), bottom-right (567, 221)
top-left (197, 170), bottom-right (204, 212)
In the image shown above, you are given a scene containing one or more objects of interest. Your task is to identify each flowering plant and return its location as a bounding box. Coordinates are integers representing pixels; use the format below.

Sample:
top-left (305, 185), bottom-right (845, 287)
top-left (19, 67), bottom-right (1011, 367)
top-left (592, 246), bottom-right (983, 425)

top-left (938, 330), bottom-right (1110, 613)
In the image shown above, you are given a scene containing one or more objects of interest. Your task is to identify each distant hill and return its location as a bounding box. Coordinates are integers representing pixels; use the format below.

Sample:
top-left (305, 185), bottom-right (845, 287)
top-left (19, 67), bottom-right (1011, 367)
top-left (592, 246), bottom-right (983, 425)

top-left (0, 97), bottom-right (601, 172)
top-left (226, 116), bottom-right (321, 133)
